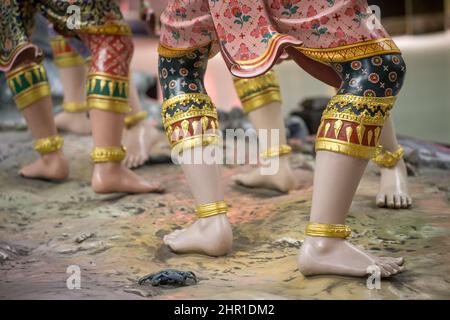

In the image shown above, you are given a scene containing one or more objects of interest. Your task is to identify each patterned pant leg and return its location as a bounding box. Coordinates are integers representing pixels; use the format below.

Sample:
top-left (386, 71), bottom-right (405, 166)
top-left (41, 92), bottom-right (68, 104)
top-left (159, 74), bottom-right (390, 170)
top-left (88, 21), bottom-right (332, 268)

top-left (158, 44), bottom-right (220, 153)
top-left (6, 62), bottom-right (51, 112)
top-left (80, 30), bottom-right (134, 114)
top-left (316, 54), bottom-right (407, 159)
top-left (233, 70), bottom-right (282, 114)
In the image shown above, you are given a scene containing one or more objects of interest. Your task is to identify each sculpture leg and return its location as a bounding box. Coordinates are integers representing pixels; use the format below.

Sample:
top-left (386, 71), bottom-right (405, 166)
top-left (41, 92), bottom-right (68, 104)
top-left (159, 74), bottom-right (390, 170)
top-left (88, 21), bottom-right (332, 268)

top-left (50, 36), bottom-right (91, 134)
top-left (122, 78), bottom-right (162, 169)
top-left (375, 117), bottom-right (412, 209)
top-left (158, 45), bottom-right (232, 256)
top-left (6, 60), bottom-right (68, 180)
top-left (232, 71), bottom-right (299, 193)
top-left (80, 32), bottom-right (163, 194)
top-left (293, 53), bottom-right (407, 277)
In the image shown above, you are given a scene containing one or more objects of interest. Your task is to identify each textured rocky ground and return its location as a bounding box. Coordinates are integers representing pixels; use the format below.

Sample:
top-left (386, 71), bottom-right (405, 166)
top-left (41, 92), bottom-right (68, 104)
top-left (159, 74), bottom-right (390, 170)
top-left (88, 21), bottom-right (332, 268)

top-left (0, 130), bottom-right (449, 300)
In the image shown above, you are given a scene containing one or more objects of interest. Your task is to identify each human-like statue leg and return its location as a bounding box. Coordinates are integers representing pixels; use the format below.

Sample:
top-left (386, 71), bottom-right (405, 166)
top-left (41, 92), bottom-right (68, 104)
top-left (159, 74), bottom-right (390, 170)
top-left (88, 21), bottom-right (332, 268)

top-left (158, 44), bottom-right (232, 256)
top-left (80, 32), bottom-right (163, 194)
top-left (122, 78), bottom-right (162, 169)
top-left (50, 36), bottom-right (91, 134)
top-left (6, 60), bottom-right (68, 180)
top-left (295, 54), bottom-right (407, 277)
top-left (232, 71), bottom-right (298, 193)
top-left (374, 117), bottom-right (411, 209)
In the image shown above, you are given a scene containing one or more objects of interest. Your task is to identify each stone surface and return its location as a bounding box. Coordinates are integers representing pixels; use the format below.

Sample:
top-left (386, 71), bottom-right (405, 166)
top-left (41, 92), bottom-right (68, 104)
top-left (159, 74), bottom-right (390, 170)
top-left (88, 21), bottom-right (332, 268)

top-left (0, 130), bottom-right (449, 300)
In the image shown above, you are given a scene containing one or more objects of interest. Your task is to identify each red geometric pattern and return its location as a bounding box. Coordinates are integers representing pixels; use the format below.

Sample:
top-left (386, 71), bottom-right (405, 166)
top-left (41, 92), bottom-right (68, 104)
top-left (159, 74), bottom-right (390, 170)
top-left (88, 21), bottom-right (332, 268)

top-left (81, 34), bottom-right (134, 77)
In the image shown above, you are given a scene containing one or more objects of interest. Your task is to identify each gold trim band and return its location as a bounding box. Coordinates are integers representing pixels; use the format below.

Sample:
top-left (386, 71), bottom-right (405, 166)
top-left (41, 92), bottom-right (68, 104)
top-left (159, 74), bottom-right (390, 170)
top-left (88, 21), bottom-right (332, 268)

top-left (14, 83), bottom-right (51, 111)
top-left (81, 22), bottom-right (132, 36)
top-left (297, 38), bottom-right (401, 63)
top-left (6, 62), bottom-right (51, 111)
top-left (172, 134), bottom-right (219, 154)
top-left (196, 201), bottom-right (228, 218)
top-left (305, 222), bottom-right (352, 239)
top-left (260, 145), bottom-right (292, 159)
top-left (373, 145), bottom-right (404, 168)
top-left (63, 102), bottom-right (88, 113)
top-left (34, 135), bottom-right (64, 155)
top-left (233, 70), bottom-right (282, 113)
top-left (324, 94), bottom-right (396, 126)
top-left (87, 97), bottom-right (131, 114)
top-left (316, 138), bottom-right (377, 159)
top-left (91, 146), bottom-right (126, 163)
top-left (124, 111), bottom-right (148, 128)
top-left (158, 43), bottom-right (210, 58)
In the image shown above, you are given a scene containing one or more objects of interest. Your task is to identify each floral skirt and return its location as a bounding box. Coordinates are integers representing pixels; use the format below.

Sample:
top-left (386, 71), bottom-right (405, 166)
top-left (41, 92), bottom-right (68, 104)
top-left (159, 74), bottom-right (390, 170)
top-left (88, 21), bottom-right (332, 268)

top-left (159, 0), bottom-right (401, 77)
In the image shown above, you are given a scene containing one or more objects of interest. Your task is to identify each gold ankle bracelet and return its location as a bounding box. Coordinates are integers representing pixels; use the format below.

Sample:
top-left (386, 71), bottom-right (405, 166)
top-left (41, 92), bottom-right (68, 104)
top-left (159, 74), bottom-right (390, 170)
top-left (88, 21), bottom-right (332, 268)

top-left (91, 146), bottom-right (126, 163)
top-left (260, 144), bottom-right (292, 159)
top-left (196, 201), bottom-right (228, 218)
top-left (305, 222), bottom-right (352, 239)
top-left (124, 111), bottom-right (148, 129)
top-left (34, 135), bottom-right (64, 155)
top-left (373, 145), bottom-right (404, 168)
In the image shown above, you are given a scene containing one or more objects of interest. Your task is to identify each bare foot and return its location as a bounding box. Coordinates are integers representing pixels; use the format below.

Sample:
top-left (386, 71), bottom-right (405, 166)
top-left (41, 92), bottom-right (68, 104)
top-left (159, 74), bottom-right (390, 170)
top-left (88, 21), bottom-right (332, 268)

top-left (55, 111), bottom-right (91, 135)
top-left (233, 159), bottom-right (298, 193)
top-left (123, 120), bottom-right (162, 169)
top-left (163, 214), bottom-right (233, 256)
top-left (376, 159), bottom-right (412, 209)
top-left (19, 151), bottom-right (69, 181)
top-left (298, 237), bottom-right (404, 278)
top-left (91, 162), bottom-right (164, 194)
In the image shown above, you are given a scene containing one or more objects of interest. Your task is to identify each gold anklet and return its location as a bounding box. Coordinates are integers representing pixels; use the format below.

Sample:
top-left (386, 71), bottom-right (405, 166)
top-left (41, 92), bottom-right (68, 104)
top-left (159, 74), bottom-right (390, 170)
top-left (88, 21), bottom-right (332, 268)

top-left (196, 201), bottom-right (228, 218)
top-left (260, 144), bottom-right (292, 159)
top-left (373, 145), bottom-right (404, 168)
top-left (124, 111), bottom-right (148, 128)
top-left (63, 102), bottom-right (88, 113)
top-left (34, 135), bottom-right (64, 155)
top-left (91, 146), bottom-right (126, 163)
top-left (305, 222), bottom-right (352, 239)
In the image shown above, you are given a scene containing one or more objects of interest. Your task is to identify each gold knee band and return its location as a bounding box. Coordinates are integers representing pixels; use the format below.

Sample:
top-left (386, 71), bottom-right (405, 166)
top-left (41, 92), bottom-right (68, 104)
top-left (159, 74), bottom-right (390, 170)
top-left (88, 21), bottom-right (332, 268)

top-left (162, 93), bottom-right (220, 152)
top-left (233, 70), bottom-right (282, 114)
top-left (305, 223), bottom-right (352, 239)
top-left (91, 146), bottom-right (126, 163)
top-left (316, 94), bottom-right (396, 159)
top-left (373, 145), bottom-right (404, 168)
top-left (34, 135), bottom-right (64, 155)
top-left (86, 73), bottom-right (131, 114)
top-left (63, 102), bottom-right (88, 113)
top-left (51, 36), bottom-right (86, 68)
top-left (124, 111), bottom-right (148, 128)
top-left (196, 201), bottom-right (228, 218)
top-left (6, 62), bottom-right (51, 111)
top-left (260, 145), bottom-right (292, 159)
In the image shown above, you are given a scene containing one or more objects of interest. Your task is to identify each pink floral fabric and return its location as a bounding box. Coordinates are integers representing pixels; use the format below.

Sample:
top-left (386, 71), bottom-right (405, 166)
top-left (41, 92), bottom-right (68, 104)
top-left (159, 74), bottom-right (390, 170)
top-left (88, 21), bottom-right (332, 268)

top-left (160, 0), bottom-right (396, 77)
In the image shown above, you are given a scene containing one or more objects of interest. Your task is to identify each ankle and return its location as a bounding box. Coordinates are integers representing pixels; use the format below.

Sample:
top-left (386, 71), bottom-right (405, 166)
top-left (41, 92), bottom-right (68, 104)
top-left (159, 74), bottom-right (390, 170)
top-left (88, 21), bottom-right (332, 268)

top-left (93, 161), bottom-right (122, 173)
top-left (303, 236), bottom-right (344, 254)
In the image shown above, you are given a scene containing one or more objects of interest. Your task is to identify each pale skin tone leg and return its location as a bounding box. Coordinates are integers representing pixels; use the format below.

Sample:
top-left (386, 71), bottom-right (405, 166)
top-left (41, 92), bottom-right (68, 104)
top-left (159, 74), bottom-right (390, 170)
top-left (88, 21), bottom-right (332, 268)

top-left (232, 101), bottom-right (299, 193)
top-left (89, 109), bottom-right (164, 194)
top-left (376, 116), bottom-right (412, 209)
top-left (9, 56), bottom-right (69, 181)
top-left (56, 64), bottom-right (160, 169)
top-left (163, 147), bottom-right (233, 256)
top-left (54, 64), bottom-right (92, 134)
top-left (122, 79), bottom-right (162, 169)
top-left (19, 95), bottom-right (69, 180)
top-left (298, 151), bottom-right (404, 277)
